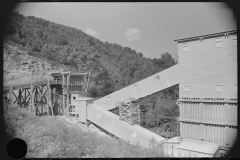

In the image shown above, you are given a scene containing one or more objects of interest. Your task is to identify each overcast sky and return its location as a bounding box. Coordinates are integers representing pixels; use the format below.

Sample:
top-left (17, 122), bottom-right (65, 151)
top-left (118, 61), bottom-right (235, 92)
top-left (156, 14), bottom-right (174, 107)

top-left (14, 2), bottom-right (236, 60)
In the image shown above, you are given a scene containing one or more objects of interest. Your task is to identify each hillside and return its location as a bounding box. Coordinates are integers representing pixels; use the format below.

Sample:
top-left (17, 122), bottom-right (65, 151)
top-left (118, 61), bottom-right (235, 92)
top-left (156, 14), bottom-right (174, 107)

top-left (3, 41), bottom-right (67, 86)
top-left (4, 104), bottom-right (162, 158)
top-left (4, 12), bottom-right (177, 96)
top-left (4, 11), bottom-right (179, 138)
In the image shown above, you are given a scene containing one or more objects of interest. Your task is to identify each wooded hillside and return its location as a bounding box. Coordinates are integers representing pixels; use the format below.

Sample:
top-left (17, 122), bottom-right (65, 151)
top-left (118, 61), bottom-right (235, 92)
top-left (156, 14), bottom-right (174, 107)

top-left (4, 12), bottom-right (179, 138)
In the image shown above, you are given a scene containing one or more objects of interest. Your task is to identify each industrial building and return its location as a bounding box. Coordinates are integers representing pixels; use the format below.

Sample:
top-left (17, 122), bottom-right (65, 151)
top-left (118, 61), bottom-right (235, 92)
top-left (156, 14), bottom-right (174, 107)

top-left (4, 30), bottom-right (237, 157)
top-left (175, 30), bottom-right (237, 157)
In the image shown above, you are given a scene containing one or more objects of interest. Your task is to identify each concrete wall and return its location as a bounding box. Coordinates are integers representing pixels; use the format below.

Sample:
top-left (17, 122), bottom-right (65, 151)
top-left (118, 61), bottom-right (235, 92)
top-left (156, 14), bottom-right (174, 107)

top-left (178, 34), bottom-right (237, 99)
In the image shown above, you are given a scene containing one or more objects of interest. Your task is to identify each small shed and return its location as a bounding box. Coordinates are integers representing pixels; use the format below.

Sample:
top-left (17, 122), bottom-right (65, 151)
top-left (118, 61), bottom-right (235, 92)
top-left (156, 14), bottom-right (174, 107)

top-left (71, 97), bottom-right (93, 123)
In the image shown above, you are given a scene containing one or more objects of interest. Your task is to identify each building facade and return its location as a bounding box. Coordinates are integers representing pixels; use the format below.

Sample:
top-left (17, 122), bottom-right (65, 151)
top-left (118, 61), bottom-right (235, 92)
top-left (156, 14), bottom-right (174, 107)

top-left (175, 30), bottom-right (237, 157)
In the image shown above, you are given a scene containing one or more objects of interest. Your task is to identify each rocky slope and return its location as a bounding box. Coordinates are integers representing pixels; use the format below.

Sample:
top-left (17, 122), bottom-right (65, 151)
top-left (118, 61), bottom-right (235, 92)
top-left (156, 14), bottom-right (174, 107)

top-left (3, 42), bottom-right (68, 86)
top-left (3, 42), bottom-right (110, 138)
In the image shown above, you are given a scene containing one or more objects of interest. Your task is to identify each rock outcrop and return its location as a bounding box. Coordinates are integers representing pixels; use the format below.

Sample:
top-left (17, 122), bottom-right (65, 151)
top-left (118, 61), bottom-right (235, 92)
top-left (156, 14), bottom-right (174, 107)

top-left (4, 42), bottom-right (69, 86)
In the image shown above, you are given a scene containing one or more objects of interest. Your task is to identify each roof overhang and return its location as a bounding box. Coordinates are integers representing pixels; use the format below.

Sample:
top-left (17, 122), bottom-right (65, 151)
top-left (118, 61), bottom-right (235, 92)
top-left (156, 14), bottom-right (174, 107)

top-left (177, 139), bottom-right (220, 156)
top-left (174, 30), bottom-right (237, 43)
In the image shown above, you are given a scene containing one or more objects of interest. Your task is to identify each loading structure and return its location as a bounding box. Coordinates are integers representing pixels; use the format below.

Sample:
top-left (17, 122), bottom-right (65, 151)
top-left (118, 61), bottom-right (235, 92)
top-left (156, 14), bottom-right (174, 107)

top-left (50, 71), bottom-right (91, 116)
top-left (3, 30), bottom-right (237, 157)
top-left (3, 71), bottom-right (91, 117)
top-left (174, 30), bottom-right (237, 157)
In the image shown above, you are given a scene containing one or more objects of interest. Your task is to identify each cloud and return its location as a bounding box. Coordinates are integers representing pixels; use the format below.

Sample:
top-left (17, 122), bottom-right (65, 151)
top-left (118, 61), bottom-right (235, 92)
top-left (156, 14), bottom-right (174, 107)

top-left (124, 28), bottom-right (141, 41)
top-left (85, 28), bottom-right (100, 36)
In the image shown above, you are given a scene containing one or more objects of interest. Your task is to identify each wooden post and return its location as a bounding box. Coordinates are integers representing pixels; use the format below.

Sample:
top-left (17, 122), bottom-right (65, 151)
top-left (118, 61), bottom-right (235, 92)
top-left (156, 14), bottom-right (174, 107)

top-left (18, 89), bottom-right (22, 108)
top-left (84, 74), bottom-right (87, 91)
top-left (85, 72), bottom-right (91, 92)
top-left (62, 74), bottom-right (66, 115)
top-left (63, 94), bottom-right (65, 115)
top-left (47, 80), bottom-right (50, 116)
top-left (24, 88), bottom-right (26, 109)
top-left (46, 85), bottom-right (49, 116)
top-left (67, 93), bottom-right (69, 116)
top-left (85, 100), bottom-right (88, 127)
top-left (53, 88), bottom-right (56, 116)
top-left (65, 73), bottom-right (70, 116)
top-left (50, 87), bottom-right (54, 116)
top-left (41, 86), bottom-right (43, 115)
top-left (33, 86), bottom-right (38, 115)
top-left (10, 86), bottom-right (13, 106)
top-left (34, 87), bottom-right (37, 116)
top-left (30, 81), bottom-right (33, 112)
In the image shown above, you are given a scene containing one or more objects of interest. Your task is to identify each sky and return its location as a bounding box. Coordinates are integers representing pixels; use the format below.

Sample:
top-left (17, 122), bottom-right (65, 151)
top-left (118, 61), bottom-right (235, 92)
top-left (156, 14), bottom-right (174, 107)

top-left (14, 2), bottom-right (236, 60)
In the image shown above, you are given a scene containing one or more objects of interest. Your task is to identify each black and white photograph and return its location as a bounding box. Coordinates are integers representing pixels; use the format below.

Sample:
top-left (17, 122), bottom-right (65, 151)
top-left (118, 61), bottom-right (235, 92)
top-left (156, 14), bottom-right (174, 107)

top-left (2, 2), bottom-right (238, 158)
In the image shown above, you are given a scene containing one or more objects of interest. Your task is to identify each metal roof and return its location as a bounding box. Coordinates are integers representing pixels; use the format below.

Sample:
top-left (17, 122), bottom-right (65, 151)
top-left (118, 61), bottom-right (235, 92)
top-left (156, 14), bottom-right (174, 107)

top-left (177, 139), bottom-right (220, 155)
top-left (174, 30), bottom-right (237, 42)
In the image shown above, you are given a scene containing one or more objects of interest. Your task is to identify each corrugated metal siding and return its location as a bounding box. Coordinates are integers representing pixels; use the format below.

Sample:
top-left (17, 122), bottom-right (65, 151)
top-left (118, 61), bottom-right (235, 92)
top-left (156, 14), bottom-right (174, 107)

top-left (179, 101), bottom-right (237, 147)
top-left (179, 102), bottom-right (237, 124)
top-left (180, 121), bottom-right (237, 147)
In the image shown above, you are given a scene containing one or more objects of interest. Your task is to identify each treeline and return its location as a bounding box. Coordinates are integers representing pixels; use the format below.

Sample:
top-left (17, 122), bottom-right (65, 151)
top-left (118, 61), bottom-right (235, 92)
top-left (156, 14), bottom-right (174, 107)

top-left (4, 12), bottom-right (179, 137)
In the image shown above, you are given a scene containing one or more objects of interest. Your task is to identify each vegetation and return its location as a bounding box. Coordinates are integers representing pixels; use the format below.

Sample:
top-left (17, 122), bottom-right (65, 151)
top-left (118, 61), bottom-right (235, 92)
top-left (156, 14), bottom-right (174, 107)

top-left (4, 12), bottom-right (179, 139)
top-left (4, 104), bottom-right (165, 158)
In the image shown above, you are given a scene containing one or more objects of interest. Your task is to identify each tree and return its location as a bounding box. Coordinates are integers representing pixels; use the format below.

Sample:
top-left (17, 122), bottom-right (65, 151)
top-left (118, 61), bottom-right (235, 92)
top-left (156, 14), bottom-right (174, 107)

top-left (153, 52), bottom-right (176, 70)
top-left (5, 12), bottom-right (180, 135)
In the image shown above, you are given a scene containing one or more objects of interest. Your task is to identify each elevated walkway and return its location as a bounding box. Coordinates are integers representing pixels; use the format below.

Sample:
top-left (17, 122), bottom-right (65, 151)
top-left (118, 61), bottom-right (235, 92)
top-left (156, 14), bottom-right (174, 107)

top-left (4, 80), bottom-right (49, 91)
top-left (94, 64), bottom-right (179, 110)
top-left (87, 103), bottom-right (165, 148)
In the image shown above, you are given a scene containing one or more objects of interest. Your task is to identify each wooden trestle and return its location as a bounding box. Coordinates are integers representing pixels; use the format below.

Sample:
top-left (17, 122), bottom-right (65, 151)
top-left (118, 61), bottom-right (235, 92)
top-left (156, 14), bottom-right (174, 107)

top-left (117, 98), bottom-right (140, 125)
top-left (3, 72), bottom-right (90, 116)
top-left (4, 80), bottom-right (54, 116)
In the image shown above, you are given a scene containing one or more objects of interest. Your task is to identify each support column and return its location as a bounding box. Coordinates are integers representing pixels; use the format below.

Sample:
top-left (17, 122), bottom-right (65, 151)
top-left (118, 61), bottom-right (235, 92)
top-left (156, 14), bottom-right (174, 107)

top-left (85, 100), bottom-right (88, 127)
top-left (18, 89), bottom-right (22, 108)
top-left (53, 88), bottom-right (56, 116)
top-left (30, 81), bottom-right (33, 113)
top-left (24, 88), bottom-right (26, 108)
top-left (67, 93), bottom-right (69, 116)
top-left (41, 86), bottom-right (43, 115)
top-left (46, 86), bottom-right (49, 116)
top-left (47, 80), bottom-right (50, 116)
top-left (10, 86), bottom-right (13, 106)
top-left (50, 87), bottom-right (54, 116)
top-left (34, 87), bottom-right (38, 116)
top-left (63, 94), bottom-right (65, 116)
